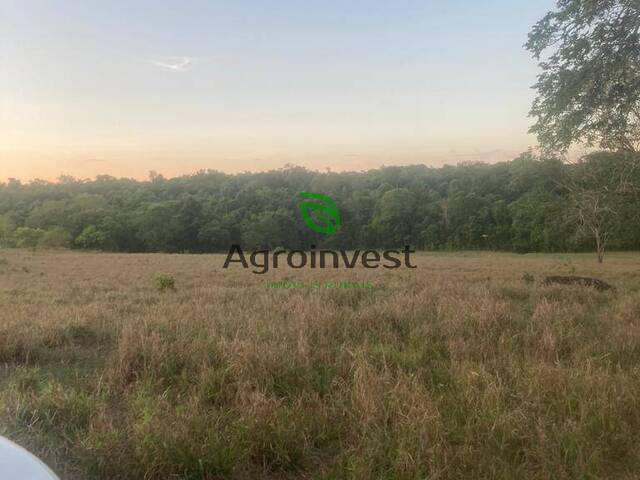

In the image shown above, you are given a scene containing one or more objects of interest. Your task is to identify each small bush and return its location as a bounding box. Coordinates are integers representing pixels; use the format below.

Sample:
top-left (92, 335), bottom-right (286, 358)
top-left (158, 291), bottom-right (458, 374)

top-left (154, 274), bottom-right (176, 292)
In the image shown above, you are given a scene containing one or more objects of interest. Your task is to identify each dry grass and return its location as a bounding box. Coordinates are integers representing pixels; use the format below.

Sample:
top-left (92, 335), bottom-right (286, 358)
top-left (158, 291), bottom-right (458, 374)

top-left (1, 249), bottom-right (640, 479)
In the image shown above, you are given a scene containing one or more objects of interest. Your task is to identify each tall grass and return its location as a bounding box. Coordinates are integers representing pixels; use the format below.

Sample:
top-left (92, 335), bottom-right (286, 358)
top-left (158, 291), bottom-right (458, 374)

top-left (1, 250), bottom-right (639, 479)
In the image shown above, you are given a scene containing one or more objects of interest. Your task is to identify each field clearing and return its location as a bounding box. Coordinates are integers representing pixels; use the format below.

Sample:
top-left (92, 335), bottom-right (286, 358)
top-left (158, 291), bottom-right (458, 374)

top-left (1, 249), bottom-right (640, 479)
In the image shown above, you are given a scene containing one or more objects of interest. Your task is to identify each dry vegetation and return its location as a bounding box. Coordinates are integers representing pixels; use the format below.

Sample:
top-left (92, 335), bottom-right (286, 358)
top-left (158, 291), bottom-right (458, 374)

top-left (1, 249), bottom-right (640, 479)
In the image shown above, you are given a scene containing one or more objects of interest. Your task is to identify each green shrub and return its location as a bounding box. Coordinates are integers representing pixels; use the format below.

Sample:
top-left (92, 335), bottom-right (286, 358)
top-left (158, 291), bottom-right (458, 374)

top-left (154, 274), bottom-right (176, 292)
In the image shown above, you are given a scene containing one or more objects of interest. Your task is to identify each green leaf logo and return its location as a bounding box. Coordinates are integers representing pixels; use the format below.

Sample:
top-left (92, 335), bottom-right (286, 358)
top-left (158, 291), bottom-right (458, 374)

top-left (299, 192), bottom-right (341, 235)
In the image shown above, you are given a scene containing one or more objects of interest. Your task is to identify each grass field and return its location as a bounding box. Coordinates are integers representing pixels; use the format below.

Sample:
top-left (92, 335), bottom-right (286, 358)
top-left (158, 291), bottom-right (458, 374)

top-left (1, 249), bottom-right (640, 479)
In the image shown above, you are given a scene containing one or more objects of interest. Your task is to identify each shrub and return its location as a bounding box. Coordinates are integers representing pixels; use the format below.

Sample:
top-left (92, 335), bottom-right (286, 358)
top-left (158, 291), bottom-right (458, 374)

top-left (154, 274), bottom-right (176, 292)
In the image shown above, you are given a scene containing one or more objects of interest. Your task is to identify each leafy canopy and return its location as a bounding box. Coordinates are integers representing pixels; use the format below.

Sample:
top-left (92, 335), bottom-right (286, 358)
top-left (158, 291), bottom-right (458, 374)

top-left (526, 0), bottom-right (640, 152)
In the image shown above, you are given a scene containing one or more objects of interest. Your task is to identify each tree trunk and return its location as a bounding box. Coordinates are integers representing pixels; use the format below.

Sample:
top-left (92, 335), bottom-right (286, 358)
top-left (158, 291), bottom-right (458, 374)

top-left (595, 230), bottom-right (605, 263)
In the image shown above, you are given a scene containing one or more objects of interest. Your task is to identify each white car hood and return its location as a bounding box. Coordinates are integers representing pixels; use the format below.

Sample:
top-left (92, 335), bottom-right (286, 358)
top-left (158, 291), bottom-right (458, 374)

top-left (0, 436), bottom-right (60, 479)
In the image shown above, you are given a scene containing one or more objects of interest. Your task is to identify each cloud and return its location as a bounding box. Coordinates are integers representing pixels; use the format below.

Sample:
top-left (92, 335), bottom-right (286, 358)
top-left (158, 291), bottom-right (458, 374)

top-left (149, 56), bottom-right (193, 72)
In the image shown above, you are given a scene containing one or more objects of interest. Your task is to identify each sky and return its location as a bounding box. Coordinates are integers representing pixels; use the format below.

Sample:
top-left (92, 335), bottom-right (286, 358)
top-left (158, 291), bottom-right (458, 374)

top-left (1, 0), bottom-right (555, 182)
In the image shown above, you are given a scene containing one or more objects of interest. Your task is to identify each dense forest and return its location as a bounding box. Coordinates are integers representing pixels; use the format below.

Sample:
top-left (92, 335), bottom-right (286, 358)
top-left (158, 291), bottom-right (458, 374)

top-left (1, 151), bottom-right (639, 255)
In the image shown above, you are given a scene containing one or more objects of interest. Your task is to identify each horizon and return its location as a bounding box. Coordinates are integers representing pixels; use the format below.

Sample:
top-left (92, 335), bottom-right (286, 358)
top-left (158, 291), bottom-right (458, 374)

top-left (1, 151), bottom-right (534, 184)
top-left (2, 0), bottom-right (555, 182)
top-left (1, 151), bottom-right (548, 185)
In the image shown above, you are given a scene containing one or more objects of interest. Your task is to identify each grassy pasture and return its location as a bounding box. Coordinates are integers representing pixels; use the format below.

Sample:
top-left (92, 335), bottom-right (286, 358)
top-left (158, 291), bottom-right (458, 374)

top-left (1, 249), bottom-right (640, 479)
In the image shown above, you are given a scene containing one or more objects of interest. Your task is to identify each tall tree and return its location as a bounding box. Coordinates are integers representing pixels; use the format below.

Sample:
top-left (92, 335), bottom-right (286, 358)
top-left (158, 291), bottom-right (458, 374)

top-left (526, 0), bottom-right (640, 153)
top-left (565, 152), bottom-right (633, 262)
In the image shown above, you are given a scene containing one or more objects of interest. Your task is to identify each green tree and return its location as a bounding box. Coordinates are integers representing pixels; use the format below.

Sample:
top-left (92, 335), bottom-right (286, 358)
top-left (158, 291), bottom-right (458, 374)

top-left (511, 190), bottom-right (569, 253)
top-left (197, 220), bottom-right (231, 252)
top-left (134, 202), bottom-right (184, 252)
top-left (565, 152), bottom-right (633, 262)
top-left (75, 225), bottom-right (109, 250)
top-left (241, 210), bottom-right (295, 250)
top-left (0, 214), bottom-right (16, 247)
top-left (14, 227), bottom-right (45, 248)
top-left (371, 188), bottom-right (417, 247)
top-left (526, 0), bottom-right (640, 152)
top-left (39, 227), bottom-right (72, 248)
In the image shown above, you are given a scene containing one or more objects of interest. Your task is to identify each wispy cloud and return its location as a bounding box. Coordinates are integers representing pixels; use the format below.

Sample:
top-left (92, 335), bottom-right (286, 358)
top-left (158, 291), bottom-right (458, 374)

top-left (148, 56), bottom-right (193, 72)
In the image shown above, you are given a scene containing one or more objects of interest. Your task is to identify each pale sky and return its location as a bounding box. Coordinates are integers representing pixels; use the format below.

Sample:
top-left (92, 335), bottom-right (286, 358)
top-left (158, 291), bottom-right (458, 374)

top-left (1, 0), bottom-right (555, 181)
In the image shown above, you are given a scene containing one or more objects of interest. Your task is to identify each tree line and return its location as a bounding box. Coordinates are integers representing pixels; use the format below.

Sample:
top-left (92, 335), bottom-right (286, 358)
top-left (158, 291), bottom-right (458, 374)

top-left (1, 151), bottom-right (639, 258)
